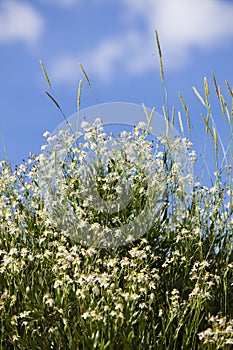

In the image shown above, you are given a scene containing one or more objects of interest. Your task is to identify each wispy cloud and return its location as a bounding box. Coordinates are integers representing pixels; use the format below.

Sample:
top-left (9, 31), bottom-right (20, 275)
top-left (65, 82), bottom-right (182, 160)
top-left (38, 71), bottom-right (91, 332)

top-left (123, 0), bottom-right (233, 68)
top-left (0, 1), bottom-right (44, 44)
top-left (42, 0), bottom-right (79, 8)
top-left (51, 0), bottom-right (233, 84)
top-left (51, 31), bottom-right (146, 84)
top-left (51, 55), bottom-right (79, 82)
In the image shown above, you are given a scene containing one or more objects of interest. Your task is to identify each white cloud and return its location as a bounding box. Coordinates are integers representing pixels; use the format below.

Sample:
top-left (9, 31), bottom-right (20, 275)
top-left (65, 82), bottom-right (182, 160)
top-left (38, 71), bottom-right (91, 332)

top-left (0, 1), bottom-right (44, 44)
top-left (51, 31), bottom-right (151, 84)
top-left (51, 0), bottom-right (233, 84)
top-left (51, 55), bottom-right (80, 82)
top-left (123, 0), bottom-right (233, 69)
top-left (42, 0), bottom-right (79, 7)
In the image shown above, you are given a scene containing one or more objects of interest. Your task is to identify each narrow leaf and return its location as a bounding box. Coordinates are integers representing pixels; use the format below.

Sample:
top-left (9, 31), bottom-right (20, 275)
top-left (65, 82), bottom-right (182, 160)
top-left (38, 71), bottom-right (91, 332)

top-left (201, 114), bottom-right (213, 138)
top-left (179, 92), bottom-right (191, 133)
top-left (142, 102), bottom-right (149, 121)
top-left (171, 106), bottom-right (175, 129)
top-left (193, 86), bottom-right (206, 107)
top-left (142, 103), bottom-right (155, 134)
top-left (225, 104), bottom-right (231, 124)
top-left (45, 91), bottom-right (61, 110)
top-left (146, 107), bottom-right (155, 134)
top-left (178, 111), bottom-right (184, 134)
top-left (162, 106), bottom-right (169, 137)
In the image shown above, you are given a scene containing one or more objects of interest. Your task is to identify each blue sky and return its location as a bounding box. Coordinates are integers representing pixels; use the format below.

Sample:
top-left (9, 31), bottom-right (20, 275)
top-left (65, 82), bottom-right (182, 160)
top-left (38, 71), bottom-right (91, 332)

top-left (0, 0), bottom-right (233, 184)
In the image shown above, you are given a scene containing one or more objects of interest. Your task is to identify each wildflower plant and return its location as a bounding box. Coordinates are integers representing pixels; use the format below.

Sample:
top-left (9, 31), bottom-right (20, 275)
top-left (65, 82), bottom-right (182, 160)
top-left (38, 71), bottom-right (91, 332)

top-left (0, 35), bottom-right (232, 349)
top-left (37, 106), bottom-right (193, 248)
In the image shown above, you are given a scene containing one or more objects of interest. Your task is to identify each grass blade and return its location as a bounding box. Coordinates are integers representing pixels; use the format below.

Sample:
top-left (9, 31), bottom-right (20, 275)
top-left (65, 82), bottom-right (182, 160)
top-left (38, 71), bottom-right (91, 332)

top-left (79, 63), bottom-right (91, 86)
top-left (142, 103), bottom-right (155, 134)
top-left (213, 126), bottom-right (219, 156)
top-left (155, 30), bottom-right (164, 83)
top-left (171, 106), bottom-right (175, 129)
top-left (40, 60), bottom-right (51, 88)
top-left (179, 92), bottom-right (191, 133)
top-left (45, 91), bottom-right (74, 135)
top-left (201, 114), bottom-right (213, 138)
top-left (212, 71), bottom-right (220, 98)
top-left (225, 80), bottom-right (233, 99)
top-left (178, 111), bottom-right (184, 134)
top-left (45, 91), bottom-right (61, 110)
top-left (77, 79), bottom-right (83, 111)
top-left (204, 77), bottom-right (210, 107)
top-left (193, 87), bottom-right (206, 107)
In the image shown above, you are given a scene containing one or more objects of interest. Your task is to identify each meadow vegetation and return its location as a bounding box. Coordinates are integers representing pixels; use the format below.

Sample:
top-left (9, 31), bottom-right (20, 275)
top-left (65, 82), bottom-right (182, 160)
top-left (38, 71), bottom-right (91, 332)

top-left (0, 41), bottom-right (232, 349)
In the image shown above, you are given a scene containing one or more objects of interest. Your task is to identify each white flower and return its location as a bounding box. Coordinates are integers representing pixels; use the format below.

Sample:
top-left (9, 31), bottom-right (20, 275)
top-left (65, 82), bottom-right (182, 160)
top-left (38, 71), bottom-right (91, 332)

top-left (19, 310), bottom-right (31, 318)
top-left (115, 303), bottom-right (123, 312)
top-left (12, 335), bottom-right (20, 342)
top-left (43, 131), bottom-right (51, 138)
top-left (82, 312), bottom-right (90, 319)
top-left (41, 145), bottom-right (47, 151)
top-left (94, 117), bottom-right (102, 125)
top-left (137, 121), bottom-right (147, 130)
top-left (81, 121), bottom-right (89, 129)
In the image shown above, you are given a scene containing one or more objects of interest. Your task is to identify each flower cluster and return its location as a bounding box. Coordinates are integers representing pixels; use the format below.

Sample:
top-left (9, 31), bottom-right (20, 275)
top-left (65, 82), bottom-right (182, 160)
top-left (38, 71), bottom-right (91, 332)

top-left (0, 117), bottom-right (232, 349)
